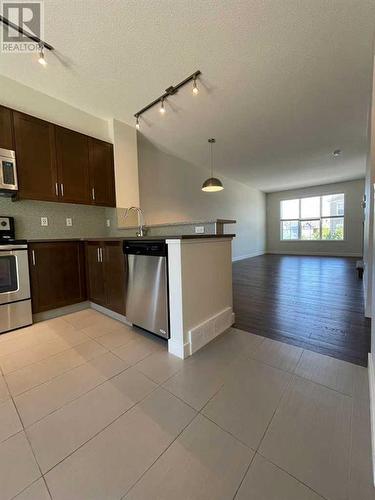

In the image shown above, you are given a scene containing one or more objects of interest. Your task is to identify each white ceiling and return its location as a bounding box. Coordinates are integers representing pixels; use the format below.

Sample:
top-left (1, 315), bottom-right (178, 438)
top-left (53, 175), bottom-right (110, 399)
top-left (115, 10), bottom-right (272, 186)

top-left (0, 0), bottom-right (374, 192)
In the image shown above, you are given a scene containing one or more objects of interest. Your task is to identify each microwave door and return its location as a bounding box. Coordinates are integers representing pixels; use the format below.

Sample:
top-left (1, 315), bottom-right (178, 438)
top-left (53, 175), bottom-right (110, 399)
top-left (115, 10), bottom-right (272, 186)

top-left (1, 159), bottom-right (17, 190)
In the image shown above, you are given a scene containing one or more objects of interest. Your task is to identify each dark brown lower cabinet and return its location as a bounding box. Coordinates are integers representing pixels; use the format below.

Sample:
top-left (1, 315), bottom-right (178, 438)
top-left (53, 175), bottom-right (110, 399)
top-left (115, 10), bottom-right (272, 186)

top-left (29, 241), bottom-right (86, 313)
top-left (85, 241), bottom-right (126, 315)
top-left (85, 241), bottom-right (106, 306)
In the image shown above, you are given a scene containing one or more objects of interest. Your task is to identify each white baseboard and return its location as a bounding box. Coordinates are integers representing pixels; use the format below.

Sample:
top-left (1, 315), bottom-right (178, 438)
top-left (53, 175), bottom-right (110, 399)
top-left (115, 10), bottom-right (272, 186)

top-left (232, 250), bottom-right (265, 262)
top-left (267, 250), bottom-right (362, 257)
top-left (369, 353), bottom-right (375, 486)
top-left (187, 306), bottom-right (234, 356)
top-left (168, 339), bottom-right (191, 359)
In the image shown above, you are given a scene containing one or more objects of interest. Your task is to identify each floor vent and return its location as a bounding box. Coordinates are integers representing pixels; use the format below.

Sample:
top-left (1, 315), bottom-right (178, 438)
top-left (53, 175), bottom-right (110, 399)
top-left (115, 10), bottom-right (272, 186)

top-left (188, 307), bottom-right (234, 355)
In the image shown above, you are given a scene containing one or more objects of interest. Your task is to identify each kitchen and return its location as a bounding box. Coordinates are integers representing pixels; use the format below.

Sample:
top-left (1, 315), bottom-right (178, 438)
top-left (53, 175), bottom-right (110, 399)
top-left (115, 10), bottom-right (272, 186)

top-left (0, 103), bottom-right (236, 360)
top-left (0, 2), bottom-right (374, 500)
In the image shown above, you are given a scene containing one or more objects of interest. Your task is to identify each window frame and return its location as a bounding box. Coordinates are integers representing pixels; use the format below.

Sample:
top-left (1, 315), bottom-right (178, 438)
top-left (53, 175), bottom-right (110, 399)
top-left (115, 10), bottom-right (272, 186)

top-left (279, 193), bottom-right (345, 242)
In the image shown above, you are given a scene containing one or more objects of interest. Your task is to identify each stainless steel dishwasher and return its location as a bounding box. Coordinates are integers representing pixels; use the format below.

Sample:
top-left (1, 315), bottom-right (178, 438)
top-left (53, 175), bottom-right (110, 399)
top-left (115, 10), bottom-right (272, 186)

top-left (123, 241), bottom-right (169, 339)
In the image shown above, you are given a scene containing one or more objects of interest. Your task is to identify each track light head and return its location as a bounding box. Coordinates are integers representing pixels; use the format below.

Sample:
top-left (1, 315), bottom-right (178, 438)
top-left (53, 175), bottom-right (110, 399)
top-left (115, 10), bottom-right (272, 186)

top-left (192, 76), bottom-right (199, 95)
top-left (38, 43), bottom-right (47, 66)
top-left (159, 98), bottom-right (166, 114)
top-left (134, 70), bottom-right (201, 120)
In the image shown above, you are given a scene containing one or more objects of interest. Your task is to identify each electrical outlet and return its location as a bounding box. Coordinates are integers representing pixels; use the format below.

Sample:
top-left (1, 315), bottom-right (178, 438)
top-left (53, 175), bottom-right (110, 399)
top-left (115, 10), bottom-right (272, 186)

top-left (66, 218), bottom-right (73, 227)
top-left (106, 219), bottom-right (111, 227)
top-left (195, 226), bottom-right (204, 234)
top-left (40, 217), bottom-right (48, 227)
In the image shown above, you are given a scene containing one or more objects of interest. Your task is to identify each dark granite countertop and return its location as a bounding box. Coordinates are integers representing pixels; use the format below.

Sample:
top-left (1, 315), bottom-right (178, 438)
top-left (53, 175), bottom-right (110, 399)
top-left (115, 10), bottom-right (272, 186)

top-left (27, 234), bottom-right (235, 243)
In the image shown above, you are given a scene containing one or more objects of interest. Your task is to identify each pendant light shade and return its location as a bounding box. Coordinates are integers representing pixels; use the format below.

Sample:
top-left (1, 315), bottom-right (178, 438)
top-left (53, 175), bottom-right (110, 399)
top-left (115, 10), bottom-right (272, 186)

top-left (202, 177), bottom-right (224, 192)
top-left (202, 138), bottom-right (223, 192)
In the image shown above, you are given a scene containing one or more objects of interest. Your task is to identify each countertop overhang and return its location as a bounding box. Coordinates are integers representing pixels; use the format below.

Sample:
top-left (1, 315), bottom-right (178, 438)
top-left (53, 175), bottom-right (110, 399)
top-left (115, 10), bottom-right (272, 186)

top-left (27, 234), bottom-right (236, 243)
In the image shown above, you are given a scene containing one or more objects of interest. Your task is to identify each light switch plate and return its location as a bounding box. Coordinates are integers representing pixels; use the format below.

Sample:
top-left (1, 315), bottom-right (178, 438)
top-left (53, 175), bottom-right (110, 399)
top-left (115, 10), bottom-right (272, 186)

top-left (66, 218), bottom-right (73, 227)
top-left (106, 219), bottom-right (111, 227)
top-left (41, 217), bottom-right (48, 227)
top-left (195, 226), bottom-right (205, 234)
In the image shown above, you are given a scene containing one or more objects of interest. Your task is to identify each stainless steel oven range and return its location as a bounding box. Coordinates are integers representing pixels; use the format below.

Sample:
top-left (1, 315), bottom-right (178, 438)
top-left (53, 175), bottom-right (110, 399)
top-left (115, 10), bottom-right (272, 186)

top-left (0, 217), bottom-right (32, 334)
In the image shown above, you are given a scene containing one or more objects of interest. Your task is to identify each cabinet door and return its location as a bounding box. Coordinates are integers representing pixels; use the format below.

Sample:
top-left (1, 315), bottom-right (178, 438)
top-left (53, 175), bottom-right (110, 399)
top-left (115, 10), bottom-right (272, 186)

top-left (29, 242), bottom-right (86, 313)
top-left (88, 138), bottom-right (116, 207)
top-left (85, 242), bottom-right (106, 306)
top-left (55, 126), bottom-right (90, 204)
top-left (103, 241), bottom-right (126, 314)
top-left (13, 112), bottom-right (58, 201)
top-left (0, 106), bottom-right (14, 150)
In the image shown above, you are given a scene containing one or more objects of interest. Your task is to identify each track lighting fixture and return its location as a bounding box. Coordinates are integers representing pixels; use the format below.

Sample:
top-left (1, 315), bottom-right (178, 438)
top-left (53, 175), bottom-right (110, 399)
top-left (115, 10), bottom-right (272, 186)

top-left (159, 98), bottom-right (166, 114)
top-left (38, 43), bottom-right (47, 66)
top-left (134, 70), bottom-right (201, 129)
top-left (202, 139), bottom-right (224, 192)
top-left (192, 75), bottom-right (199, 95)
top-left (0, 16), bottom-right (54, 65)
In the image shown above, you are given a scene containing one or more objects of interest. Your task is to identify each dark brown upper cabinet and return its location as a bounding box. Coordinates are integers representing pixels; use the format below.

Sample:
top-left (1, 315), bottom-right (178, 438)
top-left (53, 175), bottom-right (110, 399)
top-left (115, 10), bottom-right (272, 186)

top-left (0, 106), bottom-right (14, 150)
top-left (55, 126), bottom-right (91, 205)
top-left (13, 111), bottom-right (59, 202)
top-left (89, 138), bottom-right (116, 207)
top-left (9, 105), bottom-right (116, 207)
top-left (28, 241), bottom-right (86, 313)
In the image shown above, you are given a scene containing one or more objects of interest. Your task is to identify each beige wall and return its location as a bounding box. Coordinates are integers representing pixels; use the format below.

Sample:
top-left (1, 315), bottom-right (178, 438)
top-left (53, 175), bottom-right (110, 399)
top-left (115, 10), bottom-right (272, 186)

top-left (364, 106), bottom-right (374, 318)
top-left (0, 75), bottom-right (110, 141)
top-left (365, 55), bottom-right (375, 352)
top-left (137, 136), bottom-right (266, 260)
top-left (266, 179), bottom-right (365, 256)
top-left (167, 238), bottom-right (234, 358)
top-left (109, 119), bottom-right (140, 212)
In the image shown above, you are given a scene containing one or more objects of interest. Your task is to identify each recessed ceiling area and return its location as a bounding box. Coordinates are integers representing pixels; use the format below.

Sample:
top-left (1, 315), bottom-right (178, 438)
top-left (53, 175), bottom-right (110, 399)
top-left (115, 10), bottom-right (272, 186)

top-left (0, 0), bottom-right (374, 192)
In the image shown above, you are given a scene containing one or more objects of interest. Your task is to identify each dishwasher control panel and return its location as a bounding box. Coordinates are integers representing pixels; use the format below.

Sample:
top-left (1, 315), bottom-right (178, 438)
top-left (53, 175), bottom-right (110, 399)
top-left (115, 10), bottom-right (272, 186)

top-left (123, 241), bottom-right (167, 257)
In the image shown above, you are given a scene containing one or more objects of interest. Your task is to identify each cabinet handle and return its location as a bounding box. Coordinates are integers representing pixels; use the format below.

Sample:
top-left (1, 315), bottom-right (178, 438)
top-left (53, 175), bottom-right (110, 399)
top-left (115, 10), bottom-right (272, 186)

top-left (55, 183), bottom-right (59, 196)
top-left (31, 250), bottom-right (36, 266)
top-left (60, 183), bottom-right (64, 197)
top-left (92, 187), bottom-right (95, 201)
top-left (97, 247), bottom-right (100, 262)
top-left (100, 247), bottom-right (104, 262)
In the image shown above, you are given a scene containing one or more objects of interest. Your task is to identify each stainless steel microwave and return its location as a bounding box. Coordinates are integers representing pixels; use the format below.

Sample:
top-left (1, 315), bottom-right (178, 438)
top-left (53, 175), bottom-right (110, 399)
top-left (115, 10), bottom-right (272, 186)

top-left (0, 148), bottom-right (18, 195)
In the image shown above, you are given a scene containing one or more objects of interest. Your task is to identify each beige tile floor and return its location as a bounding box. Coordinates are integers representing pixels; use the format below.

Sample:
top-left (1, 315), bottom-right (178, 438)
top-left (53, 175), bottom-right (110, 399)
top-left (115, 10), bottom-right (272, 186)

top-left (0, 308), bottom-right (372, 500)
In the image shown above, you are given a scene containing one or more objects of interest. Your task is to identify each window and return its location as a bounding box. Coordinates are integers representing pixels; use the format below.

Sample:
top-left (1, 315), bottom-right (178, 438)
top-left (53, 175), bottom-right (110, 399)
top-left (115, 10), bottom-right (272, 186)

top-left (280, 194), bottom-right (344, 241)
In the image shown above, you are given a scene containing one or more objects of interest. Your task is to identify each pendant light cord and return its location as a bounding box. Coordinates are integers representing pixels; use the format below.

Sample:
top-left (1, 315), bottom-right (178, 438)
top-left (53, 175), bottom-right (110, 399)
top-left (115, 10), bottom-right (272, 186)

top-left (208, 138), bottom-right (216, 177)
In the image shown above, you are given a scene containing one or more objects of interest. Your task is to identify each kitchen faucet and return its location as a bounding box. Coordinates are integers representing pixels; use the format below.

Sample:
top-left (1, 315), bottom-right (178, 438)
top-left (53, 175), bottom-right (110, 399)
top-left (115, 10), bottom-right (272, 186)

top-left (123, 206), bottom-right (148, 237)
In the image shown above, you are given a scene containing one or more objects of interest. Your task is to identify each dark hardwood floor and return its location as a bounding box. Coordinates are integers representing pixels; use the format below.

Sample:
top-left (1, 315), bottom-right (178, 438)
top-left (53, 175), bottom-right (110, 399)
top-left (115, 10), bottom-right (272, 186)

top-left (233, 254), bottom-right (371, 366)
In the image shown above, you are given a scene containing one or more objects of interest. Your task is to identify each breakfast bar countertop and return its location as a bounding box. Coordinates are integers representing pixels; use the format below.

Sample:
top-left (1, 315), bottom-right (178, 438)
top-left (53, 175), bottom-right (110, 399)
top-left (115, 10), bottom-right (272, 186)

top-left (27, 234), bottom-right (236, 243)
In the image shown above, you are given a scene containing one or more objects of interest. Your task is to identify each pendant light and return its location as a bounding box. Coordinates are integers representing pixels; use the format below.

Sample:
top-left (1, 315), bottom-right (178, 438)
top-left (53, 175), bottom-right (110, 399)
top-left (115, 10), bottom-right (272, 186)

top-left (202, 138), bottom-right (224, 192)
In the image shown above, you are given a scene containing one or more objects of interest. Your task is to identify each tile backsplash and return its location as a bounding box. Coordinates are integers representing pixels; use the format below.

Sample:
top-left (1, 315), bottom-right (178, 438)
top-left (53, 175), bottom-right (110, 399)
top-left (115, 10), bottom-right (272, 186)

top-left (1, 198), bottom-right (109, 239)
top-left (2, 198), bottom-right (220, 240)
